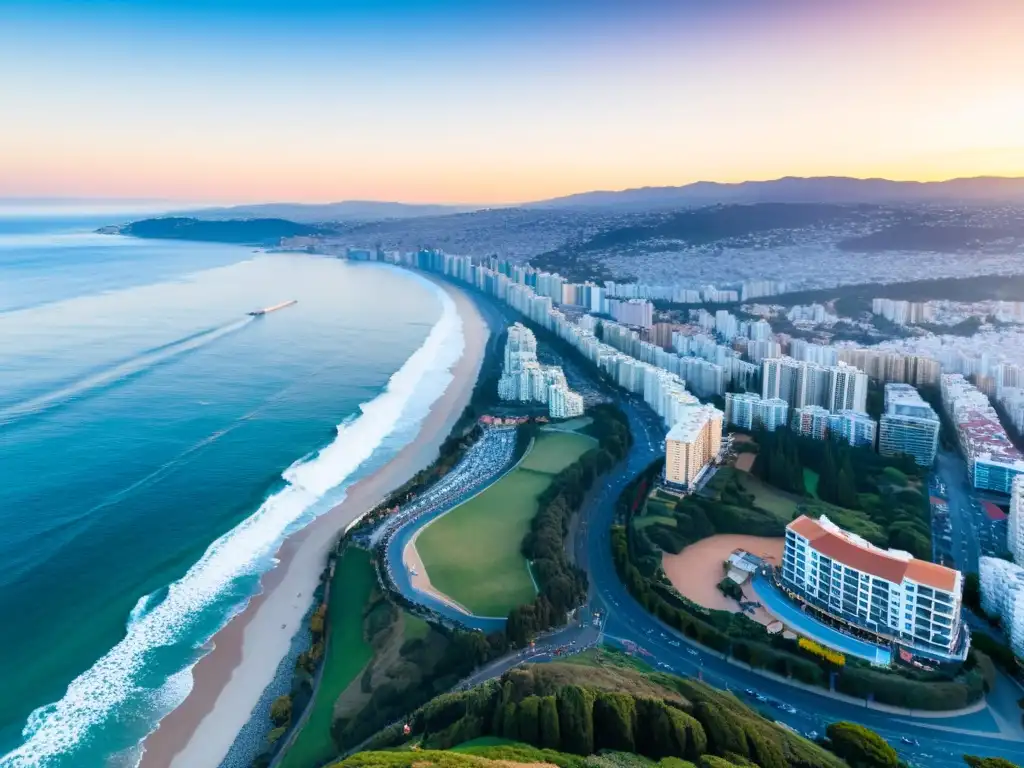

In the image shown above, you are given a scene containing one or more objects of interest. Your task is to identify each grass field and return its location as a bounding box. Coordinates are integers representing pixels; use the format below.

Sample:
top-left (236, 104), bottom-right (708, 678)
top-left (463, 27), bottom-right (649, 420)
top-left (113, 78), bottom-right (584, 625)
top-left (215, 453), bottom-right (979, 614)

top-left (633, 514), bottom-right (677, 530)
top-left (519, 431), bottom-right (595, 473)
top-left (803, 468), bottom-right (820, 499)
top-left (402, 613), bottom-right (431, 642)
top-left (280, 548), bottom-right (376, 768)
top-left (451, 737), bottom-right (520, 751)
top-left (416, 431), bottom-right (595, 617)
top-left (732, 470), bottom-right (800, 523)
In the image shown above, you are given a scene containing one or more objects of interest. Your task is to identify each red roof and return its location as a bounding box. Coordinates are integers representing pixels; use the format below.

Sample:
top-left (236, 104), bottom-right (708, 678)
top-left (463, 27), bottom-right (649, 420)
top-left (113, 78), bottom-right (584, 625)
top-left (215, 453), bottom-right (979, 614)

top-left (983, 501), bottom-right (1008, 521)
top-left (788, 515), bottom-right (958, 592)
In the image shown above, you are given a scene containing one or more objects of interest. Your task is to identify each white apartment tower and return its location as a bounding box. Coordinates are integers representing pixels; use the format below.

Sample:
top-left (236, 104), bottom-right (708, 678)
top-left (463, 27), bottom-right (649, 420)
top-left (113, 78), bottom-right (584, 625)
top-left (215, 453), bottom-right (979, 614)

top-left (1010, 475), bottom-right (1024, 565)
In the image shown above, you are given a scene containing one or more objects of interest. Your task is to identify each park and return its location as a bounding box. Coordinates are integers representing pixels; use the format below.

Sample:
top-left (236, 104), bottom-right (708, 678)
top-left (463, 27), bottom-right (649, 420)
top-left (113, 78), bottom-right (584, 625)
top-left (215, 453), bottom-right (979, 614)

top-left (414, 428), bottom-right (597, 617)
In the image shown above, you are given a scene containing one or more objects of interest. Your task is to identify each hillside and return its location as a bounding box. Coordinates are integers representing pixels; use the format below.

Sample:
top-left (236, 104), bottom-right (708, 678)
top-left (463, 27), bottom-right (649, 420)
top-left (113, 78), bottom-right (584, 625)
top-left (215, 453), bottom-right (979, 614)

top-left (341, 651), bottom-right (851, 768)
top-left (531, 176), bottom-right (1024, 210)
top-left (110, 217), bottom-right (330, 244)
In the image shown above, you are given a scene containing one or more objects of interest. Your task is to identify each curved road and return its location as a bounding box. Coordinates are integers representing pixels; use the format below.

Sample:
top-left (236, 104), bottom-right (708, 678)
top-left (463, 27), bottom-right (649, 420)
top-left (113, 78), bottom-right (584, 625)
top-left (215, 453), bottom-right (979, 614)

top-left (581, 395), bottom-right (1024, 768)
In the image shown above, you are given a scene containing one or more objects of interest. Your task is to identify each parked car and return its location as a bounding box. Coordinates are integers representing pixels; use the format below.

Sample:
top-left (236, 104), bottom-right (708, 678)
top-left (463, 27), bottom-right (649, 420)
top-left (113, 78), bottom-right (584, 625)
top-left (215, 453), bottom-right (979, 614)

top-left (900, 736), bottom-right (920, 747)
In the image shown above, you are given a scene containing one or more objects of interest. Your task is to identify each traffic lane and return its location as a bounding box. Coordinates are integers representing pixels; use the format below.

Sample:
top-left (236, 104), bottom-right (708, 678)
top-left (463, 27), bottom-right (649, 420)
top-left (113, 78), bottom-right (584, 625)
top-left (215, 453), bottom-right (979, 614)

top-left (601, 609), bottom-right (1024, 764)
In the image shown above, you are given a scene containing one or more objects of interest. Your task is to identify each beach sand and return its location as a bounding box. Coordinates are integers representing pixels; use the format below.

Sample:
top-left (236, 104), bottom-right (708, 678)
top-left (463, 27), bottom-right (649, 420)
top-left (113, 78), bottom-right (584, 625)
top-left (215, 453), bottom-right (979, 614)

top-left (139, 276), bottom-right (489, 768)
top-left (403, 528), bottom-right (473, 616)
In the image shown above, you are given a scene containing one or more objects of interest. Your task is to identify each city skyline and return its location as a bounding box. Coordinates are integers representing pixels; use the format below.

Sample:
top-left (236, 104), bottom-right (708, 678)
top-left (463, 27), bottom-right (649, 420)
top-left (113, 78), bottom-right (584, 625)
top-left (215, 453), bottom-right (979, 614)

top-left (2, 0), bottom-right (1023, 204)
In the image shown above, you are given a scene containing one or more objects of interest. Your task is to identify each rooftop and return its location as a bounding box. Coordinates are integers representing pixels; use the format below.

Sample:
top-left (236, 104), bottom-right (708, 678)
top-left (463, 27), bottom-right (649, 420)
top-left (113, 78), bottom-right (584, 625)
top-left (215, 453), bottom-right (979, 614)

top-left (789, 515), bottom-right (959, 592)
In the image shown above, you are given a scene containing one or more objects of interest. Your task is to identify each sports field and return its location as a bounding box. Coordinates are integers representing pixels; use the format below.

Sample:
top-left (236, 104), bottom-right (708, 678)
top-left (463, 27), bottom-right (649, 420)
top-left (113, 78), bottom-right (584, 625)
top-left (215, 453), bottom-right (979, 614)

top-left (280, 547), bottom-right (375, 768)
top-left (415, 430), bottom-right (595, 617)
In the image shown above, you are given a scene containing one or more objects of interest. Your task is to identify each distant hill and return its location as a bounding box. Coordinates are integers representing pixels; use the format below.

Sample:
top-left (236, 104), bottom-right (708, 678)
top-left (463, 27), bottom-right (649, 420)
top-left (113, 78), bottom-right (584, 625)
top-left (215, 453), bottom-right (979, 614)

top-left (531, 176), bottom-right (1024, 210)
top-left (174, 200), bottom-right (477, 223)
top-left (112, 217), bottom-right (329, 245)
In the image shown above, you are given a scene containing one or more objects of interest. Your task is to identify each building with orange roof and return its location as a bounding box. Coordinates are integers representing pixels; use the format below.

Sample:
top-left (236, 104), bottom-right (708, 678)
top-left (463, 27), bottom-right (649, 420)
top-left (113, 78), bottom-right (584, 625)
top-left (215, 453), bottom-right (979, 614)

top-left (782, 514), bottom-right (968, 664)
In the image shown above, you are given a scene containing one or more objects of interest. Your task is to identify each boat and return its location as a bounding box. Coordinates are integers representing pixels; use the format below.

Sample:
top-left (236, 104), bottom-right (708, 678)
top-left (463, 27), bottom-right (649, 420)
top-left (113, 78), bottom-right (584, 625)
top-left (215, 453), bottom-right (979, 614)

top-left (248, 299), bottom-right (297, 317)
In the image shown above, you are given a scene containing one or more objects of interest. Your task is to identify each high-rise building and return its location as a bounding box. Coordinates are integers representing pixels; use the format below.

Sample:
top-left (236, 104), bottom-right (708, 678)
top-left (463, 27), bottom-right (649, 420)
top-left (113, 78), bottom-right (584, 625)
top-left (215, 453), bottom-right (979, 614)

top-left (878, 384), bottom-right (940, 467)
top-left (784, 515), bottom-right (968, 663)
top-left (829, 410), bottom-right (877, 448)
top-left (548, 384), bottom-right (585, 419)
top-left (724, 392), bottom-right (788, 432)
top-left (664, 404), bottom-right (724, 489)
top-left (792, 405), bottom-right (830, 440)
top-left (980, 556), bottom-right (1024, 660)
top-left (609, 298), bottom-right (654, 328)
top-left (762, 357), bottom-right (801, 404)
top-left (828, 363), bottom-right (869, 414)
top-left (1010, 476), bottom-right (1024, 565)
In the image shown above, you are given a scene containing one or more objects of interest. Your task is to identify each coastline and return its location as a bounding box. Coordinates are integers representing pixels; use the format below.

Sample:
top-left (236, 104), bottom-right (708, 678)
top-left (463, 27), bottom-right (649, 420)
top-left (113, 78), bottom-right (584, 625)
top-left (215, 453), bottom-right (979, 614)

top-left (139, 275), bottom-right (489, 768)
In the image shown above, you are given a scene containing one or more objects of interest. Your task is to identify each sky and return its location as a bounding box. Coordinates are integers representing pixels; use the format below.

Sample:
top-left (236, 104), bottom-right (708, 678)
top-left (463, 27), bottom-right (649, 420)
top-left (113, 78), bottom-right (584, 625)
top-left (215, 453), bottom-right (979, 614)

top-left (1, 0), bottom-right (1023, 205)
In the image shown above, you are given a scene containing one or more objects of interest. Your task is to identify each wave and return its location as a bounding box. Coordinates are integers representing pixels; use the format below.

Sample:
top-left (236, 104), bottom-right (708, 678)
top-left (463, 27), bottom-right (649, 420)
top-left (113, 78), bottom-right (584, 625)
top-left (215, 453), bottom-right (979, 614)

top-left (0, 318), bottom-right (254, 426)
top-left (0, 277), bottom-right (464, 767)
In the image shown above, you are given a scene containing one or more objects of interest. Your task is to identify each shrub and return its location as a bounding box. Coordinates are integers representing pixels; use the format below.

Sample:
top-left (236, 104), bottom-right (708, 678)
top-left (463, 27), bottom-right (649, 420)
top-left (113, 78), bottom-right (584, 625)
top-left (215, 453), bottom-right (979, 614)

top-left (825, 721), bottom-right (899, 767)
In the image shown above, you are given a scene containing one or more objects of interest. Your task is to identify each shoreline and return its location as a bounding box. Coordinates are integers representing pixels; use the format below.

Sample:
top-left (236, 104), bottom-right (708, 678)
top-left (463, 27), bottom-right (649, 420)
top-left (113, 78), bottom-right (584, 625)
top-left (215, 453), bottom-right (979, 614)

top-left (139, 274), bottom-right (490, 768)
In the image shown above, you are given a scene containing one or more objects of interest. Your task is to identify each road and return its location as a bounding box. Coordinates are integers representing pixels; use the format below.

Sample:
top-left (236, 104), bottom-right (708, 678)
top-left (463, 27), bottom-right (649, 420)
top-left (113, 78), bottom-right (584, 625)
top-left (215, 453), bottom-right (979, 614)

top-left (934, 449), bottom-right (984, 573)
top-left (576, 397), bottom-right (1024, 768)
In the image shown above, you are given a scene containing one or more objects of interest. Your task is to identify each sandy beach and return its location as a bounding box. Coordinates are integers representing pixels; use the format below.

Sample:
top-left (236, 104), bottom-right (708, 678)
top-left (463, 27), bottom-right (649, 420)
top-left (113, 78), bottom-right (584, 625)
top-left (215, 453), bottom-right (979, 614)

top-left (140, 276), bottom-right (489, 768)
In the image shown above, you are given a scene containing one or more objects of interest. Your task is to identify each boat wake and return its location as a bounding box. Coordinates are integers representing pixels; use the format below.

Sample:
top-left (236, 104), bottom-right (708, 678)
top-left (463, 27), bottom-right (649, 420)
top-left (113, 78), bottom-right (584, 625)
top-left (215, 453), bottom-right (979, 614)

top-left (0, 318), bottom-right (255, 426)
top-left (0, 277), bottom-right (464, 767)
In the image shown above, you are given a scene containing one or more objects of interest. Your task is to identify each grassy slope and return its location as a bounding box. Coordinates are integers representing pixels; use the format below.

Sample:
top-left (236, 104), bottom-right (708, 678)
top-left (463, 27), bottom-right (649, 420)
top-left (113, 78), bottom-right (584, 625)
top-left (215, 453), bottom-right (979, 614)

top-left (281, 548), bottom-right (376, 768)
top-left (417, 431), bottom-right (595, 616)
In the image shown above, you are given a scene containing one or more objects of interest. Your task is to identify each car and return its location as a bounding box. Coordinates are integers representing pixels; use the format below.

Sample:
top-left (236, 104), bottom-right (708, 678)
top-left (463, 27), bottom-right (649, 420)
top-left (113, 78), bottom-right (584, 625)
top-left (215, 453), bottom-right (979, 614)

top-left (781, 704), bottom-right (797, 715)
top-left (900, 736), bottom-right (919, 747)
top-left (805, 731), bottom-right (819, 741)
top-left (744, 688), bottom-right (757, 697)
top-left (686, 648), bottom-right (699, 656)
top-left (668, 640), bottom-right (680, 647)
top-left (754, 693), bottom-right (769, 703)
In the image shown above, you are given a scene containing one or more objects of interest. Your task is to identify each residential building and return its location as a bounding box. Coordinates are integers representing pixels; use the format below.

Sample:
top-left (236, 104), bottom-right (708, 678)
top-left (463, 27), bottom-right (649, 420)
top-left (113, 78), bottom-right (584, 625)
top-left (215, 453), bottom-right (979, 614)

top-left (608, 298), bottom-right (654, 328)
top-left (783, 515), bottom-right (968, 663)
top-left (941, 374), bottom-right (1024, 494)
top-left (548, 384), bottom-right (585, 419)
top-left (792, 405), bottom-right (830, 440)
top-left (878, 384), bottom-right (940, 467)
top-left (829, 410), bottom-right (877, 448)
top-left (664, 404), bottom-right (724, 489)
top-left (979, 557), bottom-right (1024, 660)
top-left (724, 392), bottom-right (788, 432)
top-left (1010, 476), bottom-right (1024, 564)
top-left (828, 363), bottom-right (869, 414)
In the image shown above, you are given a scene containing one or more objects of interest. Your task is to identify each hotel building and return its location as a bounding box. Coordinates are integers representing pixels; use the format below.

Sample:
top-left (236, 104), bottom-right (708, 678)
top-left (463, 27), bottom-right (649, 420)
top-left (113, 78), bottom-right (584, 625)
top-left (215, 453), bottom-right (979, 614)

top-left (783, 515), bottom-right (968, 664)
top-left (664, 404), bottom-right (724, 490)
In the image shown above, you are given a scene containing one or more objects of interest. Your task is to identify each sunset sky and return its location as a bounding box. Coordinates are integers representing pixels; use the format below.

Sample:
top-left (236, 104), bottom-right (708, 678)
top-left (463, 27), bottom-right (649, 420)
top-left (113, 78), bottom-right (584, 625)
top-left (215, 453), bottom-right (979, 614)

top-left (1, 0), bottom-right (1023, 204)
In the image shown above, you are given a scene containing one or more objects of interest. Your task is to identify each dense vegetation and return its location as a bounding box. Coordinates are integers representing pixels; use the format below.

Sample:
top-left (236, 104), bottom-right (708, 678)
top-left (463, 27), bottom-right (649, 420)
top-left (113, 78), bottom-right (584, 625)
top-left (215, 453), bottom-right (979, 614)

top-left (507, 405), bottom-right (633, 646)
top-left (610, 463), bottom-right (989, 711)
top-left (751, 429), bottom-right (932, 560)
top-left (354, 656), bottom-right (850, 768)
top-left (120, 216), bottom-right (329, 243)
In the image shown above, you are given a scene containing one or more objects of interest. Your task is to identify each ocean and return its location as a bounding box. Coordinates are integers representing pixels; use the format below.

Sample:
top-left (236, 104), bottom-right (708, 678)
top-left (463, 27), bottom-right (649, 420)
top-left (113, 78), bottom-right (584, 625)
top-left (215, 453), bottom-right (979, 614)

top-left (0, 212), bottom-right (462, 766)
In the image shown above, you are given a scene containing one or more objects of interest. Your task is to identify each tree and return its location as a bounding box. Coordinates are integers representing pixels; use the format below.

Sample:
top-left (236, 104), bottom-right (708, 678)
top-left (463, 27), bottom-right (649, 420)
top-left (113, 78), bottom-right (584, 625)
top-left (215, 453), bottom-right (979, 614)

top-left (556, 685), bottom-right (595, 755)
top-left (517, 696), bottom-right (541, 746)
top-left (539, 695), bottom-right (561, 750)
top-left (963, 756), bottom-right (1022, 768)
top-left (269, 694), bottom-right (292, 728)
top-left (964, 572), bottom-right (982, 614)
top-left (825, 721), bottom-right (899, 767)
top-left (593, 691), bottom-right (636, 752)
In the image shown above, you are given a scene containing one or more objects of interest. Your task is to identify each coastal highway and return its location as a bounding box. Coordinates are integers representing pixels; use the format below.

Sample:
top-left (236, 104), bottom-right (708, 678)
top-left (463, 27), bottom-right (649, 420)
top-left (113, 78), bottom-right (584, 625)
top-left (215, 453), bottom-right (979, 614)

top-left (576, 395), bottom-right (1024, 767)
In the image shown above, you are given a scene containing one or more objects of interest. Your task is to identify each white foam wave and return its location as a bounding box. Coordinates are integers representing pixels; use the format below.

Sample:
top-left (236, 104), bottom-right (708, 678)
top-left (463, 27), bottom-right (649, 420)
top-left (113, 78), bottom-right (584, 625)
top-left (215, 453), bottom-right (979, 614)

top-left (0, 318), bottom-right (255, 425)
top-left (0, 279), bottom-right (464, 767)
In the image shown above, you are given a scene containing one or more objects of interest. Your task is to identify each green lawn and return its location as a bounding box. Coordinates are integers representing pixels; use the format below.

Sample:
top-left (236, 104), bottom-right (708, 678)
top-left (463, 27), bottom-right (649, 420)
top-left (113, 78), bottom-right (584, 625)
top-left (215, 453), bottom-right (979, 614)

top-left (732, 470), bottom-right (801, 522)
top-left (633, 514), bottom-right (677, 530)
top-left (416, 431), bottom-right (595, 616)
top-left (451, 737), bottom-right (521, 751)
top-left (280, 548), bottom-right (376, 768)
top-left (549, 416), bottom-right (593, 433)
top-left (803, 468), bottom-right (820, 499)
top-left (519, 431), bottom-right (596, 474)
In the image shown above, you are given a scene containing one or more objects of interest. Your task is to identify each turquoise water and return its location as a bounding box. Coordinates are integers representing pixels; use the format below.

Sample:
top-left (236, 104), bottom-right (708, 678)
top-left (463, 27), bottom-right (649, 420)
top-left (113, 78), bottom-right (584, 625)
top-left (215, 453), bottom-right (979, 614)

top-left (0, 214), bottom-right (461, 766)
